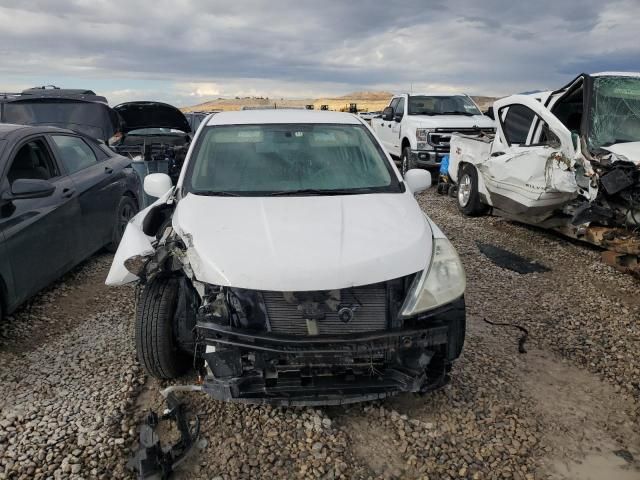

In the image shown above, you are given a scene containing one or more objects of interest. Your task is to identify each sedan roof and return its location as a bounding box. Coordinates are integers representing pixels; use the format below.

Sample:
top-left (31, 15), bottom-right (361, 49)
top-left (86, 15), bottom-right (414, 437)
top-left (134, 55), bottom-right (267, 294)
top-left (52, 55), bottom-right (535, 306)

top-left (0, 123), bottom-right (77, 140)
top-left (206, 109), bottom-right (363, 126)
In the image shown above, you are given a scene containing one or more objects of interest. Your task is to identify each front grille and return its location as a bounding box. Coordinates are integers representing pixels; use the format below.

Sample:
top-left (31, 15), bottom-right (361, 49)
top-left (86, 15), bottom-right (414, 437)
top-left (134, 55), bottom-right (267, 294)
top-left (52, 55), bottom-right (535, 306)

top-left (263, 284), bottom-right (388, 336)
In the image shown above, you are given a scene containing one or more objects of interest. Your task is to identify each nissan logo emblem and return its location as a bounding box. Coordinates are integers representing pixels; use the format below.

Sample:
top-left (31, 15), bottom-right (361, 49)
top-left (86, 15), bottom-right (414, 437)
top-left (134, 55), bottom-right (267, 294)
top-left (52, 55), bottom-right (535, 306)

top-left (338, 307), bottom-right (354, 323)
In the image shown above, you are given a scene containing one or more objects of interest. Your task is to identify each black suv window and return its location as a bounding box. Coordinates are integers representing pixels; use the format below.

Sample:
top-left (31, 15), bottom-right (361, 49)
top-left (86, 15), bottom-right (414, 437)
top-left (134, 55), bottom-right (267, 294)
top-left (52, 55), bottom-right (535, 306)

top-left (7, 139), bottom-right (59, 184)
top-left (501, 104), bottom-right (535, 145)
top-left (51, 135), bottom-right (98, 173)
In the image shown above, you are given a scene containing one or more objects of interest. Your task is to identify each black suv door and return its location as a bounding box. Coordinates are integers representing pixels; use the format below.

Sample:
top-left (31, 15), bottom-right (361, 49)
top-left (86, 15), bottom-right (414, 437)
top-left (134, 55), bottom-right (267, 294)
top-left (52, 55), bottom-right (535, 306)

top-left (0, 136), bottom-right (81, 308)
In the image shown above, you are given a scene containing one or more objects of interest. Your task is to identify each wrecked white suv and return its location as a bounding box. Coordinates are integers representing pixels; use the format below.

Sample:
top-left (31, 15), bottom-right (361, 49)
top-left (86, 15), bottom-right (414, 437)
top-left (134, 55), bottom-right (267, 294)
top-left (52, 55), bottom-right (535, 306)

top-left (107, 110), bottom-right (466, 405)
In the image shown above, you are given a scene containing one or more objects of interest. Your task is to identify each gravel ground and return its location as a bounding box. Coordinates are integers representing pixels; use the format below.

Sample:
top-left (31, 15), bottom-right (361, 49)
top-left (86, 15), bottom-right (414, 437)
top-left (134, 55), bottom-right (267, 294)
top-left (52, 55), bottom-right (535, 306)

top-left (1, 188), bottom-right (639, 479)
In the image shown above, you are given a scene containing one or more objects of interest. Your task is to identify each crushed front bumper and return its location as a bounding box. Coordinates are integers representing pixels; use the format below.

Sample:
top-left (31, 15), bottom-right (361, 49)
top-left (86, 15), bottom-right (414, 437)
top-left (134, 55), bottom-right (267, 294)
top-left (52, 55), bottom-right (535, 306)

top-left (195, 300), bottom-right (464, 406)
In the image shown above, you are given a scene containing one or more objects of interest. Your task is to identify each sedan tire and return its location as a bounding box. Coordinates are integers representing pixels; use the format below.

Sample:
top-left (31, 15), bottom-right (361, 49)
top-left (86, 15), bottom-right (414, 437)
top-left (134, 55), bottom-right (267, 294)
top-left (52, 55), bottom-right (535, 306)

top-left (135, 277), bottom-right (191, 379)
top-left (106, 196), bottom-right (137, 253)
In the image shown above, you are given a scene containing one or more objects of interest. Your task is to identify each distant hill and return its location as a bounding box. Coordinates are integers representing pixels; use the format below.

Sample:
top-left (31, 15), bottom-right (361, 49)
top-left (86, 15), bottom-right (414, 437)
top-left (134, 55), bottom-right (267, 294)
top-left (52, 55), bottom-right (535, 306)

top-left (183, 91), bottom-right (497, 113)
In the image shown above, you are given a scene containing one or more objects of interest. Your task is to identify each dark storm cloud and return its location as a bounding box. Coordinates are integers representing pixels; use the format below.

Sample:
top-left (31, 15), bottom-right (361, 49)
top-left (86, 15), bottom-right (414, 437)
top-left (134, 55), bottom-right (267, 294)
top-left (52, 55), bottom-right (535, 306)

top-left (0, 0), bottom-right (638, 101)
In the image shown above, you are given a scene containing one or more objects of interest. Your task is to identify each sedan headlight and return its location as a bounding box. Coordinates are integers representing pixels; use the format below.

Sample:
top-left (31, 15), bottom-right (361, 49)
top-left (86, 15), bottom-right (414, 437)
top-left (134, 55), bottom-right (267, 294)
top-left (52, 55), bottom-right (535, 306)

top-left (401, 237), bottom-right (466, 317)
top-left (416, 128), bottom-right (434, 142)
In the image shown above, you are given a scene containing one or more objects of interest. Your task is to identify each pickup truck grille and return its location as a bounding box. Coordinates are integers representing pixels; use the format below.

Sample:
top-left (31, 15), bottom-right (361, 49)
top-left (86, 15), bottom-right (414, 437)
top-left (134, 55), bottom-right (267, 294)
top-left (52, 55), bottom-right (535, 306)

top-left (263, 284), bottom-right (388, 336)
top-left (428, 127), bottom-right (494, 152)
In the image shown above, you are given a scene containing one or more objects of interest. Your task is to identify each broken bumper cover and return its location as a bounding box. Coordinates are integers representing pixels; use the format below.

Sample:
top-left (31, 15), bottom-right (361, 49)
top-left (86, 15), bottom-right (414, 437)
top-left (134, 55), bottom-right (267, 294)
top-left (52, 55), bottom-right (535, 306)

top-left (195, 301), bottom-right (464, 406)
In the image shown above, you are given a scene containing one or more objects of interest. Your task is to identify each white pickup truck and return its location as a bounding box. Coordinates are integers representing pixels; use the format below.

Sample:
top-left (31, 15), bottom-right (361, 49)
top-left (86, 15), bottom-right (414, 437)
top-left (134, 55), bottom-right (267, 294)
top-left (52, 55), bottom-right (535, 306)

top-left (448, 72), bottom-right (640, 275)
top-left (371, 93), bottom-right (494, 174)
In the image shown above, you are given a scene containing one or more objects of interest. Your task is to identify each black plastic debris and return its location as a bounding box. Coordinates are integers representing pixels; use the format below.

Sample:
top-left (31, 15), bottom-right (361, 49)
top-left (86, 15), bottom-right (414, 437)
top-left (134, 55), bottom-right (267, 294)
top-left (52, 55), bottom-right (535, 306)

top-left (476, 242), bottom-right (550, 274)
top-left (128, 393), bottom-right (200, 480)
top-left (483, 318), bottom-right (529, 353)
top-left (600, 167), bottom-right (635, 195)
top-left (613, 449), bottom-right (634, 464)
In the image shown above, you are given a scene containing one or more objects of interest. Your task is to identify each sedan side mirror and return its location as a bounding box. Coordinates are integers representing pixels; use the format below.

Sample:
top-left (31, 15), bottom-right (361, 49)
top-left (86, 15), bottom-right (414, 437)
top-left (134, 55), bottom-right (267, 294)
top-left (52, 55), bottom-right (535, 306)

top-left (404, 169), bottom-right (432, 194)
top-left (381, 107), bottom-right (394, 121)
top-left (144, 173), bottom-right (173, 198)
top-left (3, 178), bottom-right (55, 201)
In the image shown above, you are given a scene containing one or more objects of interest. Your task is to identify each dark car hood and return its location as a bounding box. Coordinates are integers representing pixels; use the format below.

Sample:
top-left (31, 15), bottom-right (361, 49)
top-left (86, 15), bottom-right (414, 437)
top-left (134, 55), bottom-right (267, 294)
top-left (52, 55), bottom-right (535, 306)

top-left (114, 101), bottom-right (191, 133)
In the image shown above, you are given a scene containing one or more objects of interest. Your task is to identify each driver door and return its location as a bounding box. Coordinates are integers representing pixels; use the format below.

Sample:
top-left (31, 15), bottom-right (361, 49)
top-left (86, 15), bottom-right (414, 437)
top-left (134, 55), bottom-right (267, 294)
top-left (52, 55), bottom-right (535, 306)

top-left (389, 97), bottom-right (404, 153)
top-left (0, 136), bottom-right (81, 307)
top-left (481, 95), bottom-right (577, 216)
top-left (375, 97), bottom-right (400, 154)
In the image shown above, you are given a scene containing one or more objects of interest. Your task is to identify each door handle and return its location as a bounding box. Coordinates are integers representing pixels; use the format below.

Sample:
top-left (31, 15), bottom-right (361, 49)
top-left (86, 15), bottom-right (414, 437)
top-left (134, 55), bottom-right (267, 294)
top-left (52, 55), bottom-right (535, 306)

top-left (491, 152), bottom-right (505, 157)
top-left (62, 188), bottom-right (75, 199)
top-left (388, 124), bottom-right (391, 128)
top-left (104, 166), bottom-right (114, 174)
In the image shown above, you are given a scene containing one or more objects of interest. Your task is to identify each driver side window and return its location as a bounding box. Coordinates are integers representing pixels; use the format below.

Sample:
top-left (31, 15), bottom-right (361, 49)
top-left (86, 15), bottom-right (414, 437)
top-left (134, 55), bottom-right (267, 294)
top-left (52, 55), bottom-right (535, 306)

top-left (395, 98), bottom-right (405, 117)
top-left (388, 98), bottom-right (400, 116)
top-left (7, 139), bottom-right (59, 185)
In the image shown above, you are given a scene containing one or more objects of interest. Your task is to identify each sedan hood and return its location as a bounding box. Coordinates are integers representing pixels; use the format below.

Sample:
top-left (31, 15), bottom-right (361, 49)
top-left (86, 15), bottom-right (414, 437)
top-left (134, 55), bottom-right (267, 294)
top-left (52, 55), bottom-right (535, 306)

top-left (114, 101), bottom-right (191, 133)
top-left (409, 114), bottom-right (494, 129)
top-left (172, 192), bottom-right (432, 291)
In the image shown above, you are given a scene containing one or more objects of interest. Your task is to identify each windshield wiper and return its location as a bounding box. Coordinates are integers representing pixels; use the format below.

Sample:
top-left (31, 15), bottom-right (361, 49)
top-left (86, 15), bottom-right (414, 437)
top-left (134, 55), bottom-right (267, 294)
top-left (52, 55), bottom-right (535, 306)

top-left (196, 190), bottom-right (240, 196)
top-left (439, 111), bottom-right (475, 116)
top-left (270, 188), bottom-right (374, 196)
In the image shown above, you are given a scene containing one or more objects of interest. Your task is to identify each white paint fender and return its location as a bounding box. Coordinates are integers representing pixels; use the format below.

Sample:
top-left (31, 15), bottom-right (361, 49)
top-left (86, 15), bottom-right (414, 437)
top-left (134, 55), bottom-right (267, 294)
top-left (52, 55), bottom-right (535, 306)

top-left (105, 189), bottom-right (175, 286)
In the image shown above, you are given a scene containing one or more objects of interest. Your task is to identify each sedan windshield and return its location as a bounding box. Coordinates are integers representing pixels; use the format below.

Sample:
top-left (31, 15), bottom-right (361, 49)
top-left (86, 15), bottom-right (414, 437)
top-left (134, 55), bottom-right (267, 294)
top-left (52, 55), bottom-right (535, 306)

top-left (185, 124), bottom-right (400, 196)
top-left (408, 95), bottom-right (481, 116)
top-left (588, 76), bottom-right (640, 149)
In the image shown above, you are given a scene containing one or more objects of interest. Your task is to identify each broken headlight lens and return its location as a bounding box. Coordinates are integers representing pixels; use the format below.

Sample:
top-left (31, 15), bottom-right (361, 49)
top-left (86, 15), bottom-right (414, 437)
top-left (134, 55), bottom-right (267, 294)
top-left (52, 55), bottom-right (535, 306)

top-left (400, 237), bottom-right (465, 317)
top-left (416, 128), bottom-right (434, 142)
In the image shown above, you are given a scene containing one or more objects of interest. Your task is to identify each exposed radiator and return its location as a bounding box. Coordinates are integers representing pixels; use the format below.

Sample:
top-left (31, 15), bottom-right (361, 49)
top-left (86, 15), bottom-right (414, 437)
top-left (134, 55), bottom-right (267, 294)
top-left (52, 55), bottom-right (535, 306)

top-left (262, 284), bottom-right (388, 336)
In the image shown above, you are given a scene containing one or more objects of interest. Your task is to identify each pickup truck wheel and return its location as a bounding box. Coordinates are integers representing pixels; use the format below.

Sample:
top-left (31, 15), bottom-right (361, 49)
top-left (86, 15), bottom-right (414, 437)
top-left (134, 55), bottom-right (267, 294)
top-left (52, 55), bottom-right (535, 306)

top-left (106, 196), bottom-right (138, 252)
top-left (135, 277), bottom-right (191, 379)
top-left (401, 147), bottom-right (415, 176)
top-left (457, 165), bottom-right (489, 216)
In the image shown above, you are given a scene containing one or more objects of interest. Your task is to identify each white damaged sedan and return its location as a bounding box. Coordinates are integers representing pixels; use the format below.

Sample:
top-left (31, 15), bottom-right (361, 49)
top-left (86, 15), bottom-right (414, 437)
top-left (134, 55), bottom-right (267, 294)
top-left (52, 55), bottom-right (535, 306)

top-left (107, 109), bottom-right (466, 406)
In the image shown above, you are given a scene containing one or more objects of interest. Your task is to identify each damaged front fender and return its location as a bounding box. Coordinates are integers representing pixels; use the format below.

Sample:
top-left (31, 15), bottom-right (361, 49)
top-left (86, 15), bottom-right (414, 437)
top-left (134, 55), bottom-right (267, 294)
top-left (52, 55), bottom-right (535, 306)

top-left (106, 189), bottom-right (175, 286)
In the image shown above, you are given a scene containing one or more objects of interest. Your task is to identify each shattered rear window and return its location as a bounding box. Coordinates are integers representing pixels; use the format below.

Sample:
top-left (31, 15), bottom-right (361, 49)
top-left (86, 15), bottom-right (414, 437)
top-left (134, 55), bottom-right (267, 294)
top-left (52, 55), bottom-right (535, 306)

top-left (589, 76), bottom-right (640, 150)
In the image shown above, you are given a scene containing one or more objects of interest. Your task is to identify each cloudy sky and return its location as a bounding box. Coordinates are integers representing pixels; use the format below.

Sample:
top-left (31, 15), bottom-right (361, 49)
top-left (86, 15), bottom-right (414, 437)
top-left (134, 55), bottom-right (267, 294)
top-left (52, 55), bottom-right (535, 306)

top-left (1, 0), bottom-right (639, 106)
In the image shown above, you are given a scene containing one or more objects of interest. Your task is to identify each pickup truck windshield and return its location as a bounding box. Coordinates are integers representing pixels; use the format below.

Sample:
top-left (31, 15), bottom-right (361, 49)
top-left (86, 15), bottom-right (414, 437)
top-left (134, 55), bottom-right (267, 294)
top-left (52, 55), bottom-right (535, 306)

top-left (186, 124), bottom-right (400, 196)
top-left (408, 95), bottom-right (481, 116)
top-left (589, 76), bottom-right (640, 150)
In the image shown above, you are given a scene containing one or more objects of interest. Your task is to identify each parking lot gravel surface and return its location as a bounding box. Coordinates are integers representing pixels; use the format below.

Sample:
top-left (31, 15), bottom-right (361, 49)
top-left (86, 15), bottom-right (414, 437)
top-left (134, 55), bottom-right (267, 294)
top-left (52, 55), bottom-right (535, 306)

top-left (0, 188), bottom-right (639, 480)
